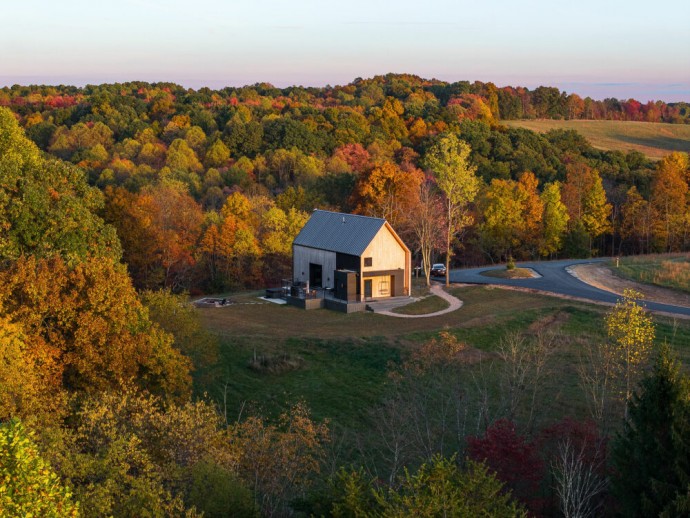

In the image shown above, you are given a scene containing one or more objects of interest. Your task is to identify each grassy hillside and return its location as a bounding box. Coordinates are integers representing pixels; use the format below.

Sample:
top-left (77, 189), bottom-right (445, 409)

top-left (196, 287), bottom-right (690, 438)
top-left (503, 119), bottom-right (690, 160)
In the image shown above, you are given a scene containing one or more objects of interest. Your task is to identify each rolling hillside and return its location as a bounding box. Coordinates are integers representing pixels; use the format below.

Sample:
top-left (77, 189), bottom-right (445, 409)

top-left (503, 119), bottom-right (690, 159)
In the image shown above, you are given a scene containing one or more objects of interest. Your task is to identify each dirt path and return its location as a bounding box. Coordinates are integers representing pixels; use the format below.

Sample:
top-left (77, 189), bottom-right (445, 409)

top-left (570, 263), bottom-right (690, 308)
top-left (376, 284), bottom-right (463, 318)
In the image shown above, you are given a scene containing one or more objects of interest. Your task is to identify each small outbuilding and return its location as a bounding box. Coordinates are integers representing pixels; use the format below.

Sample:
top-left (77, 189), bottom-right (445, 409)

top-left (292, 210), bottom-right (411, 306)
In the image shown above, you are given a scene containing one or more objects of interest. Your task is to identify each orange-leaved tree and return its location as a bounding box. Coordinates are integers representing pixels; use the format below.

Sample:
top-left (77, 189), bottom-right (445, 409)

top-left (620, 186), bottom-right (654, 255)
top-left (0, 255), bottom-right (192, 402)
top-left (409, 180), bottom-right (446, 286)
top-left (352, 161), bottom-right (424, 230)
top-left (650, 152), bottom-right (689, 252)
top-left (105, 183), bottom-right (203, 291)
top-left (0, 316), bottom-right (63, 425)
top-left (561, 162), bottom-right (611, 254)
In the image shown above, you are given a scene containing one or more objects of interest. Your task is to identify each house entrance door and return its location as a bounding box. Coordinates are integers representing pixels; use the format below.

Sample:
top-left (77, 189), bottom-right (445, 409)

top-left (364, 279), bottom-right (372, 299)
top-left (309, 263), bottom-right (322, 288)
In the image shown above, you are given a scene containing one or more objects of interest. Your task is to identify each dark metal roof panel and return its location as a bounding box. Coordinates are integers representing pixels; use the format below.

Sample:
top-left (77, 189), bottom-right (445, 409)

top-left (293, 210), bottom-right (386, 256)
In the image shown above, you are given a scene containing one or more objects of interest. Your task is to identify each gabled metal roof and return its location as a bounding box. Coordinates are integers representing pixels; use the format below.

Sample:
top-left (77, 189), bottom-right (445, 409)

top-left (293, 210), bottom-right (386, 256)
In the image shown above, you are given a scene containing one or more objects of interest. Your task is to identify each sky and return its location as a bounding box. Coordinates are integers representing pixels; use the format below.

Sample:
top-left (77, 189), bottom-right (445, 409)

top-left (1, 0), bottom-right (689, 102)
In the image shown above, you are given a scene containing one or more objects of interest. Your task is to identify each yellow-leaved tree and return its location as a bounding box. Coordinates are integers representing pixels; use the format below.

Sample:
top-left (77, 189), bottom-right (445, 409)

top-left (540, 181), bottom-right (569, 258)
top-left (605, 288), bottom-right (656, 415)
top-left (423, 134), bottom-right (480, 285)
top-left (0, 419), bottom-right (79, 517)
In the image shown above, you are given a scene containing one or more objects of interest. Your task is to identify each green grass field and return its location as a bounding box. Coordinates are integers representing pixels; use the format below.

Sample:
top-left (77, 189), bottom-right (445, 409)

top-left (612, 253), bottom-right (690, 294)
top-left (392, 294), bottom-right (449, 315)
top-left (196, 286), bottom-right (690, 437)
top-left (503, 119), bottom-right (690, 160)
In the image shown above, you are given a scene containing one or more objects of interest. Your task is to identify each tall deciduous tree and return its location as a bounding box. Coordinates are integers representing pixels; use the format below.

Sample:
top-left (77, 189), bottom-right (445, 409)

top-left (650, 152), bottom-right (689, 252)
top-left (260, 206), bottom-right (309, 284)
top-left (197, 192), bottom-right (263, 289)
top-left (204, 138), bottom-right (231, 168)
top-left (423, 134), bottom-right (479, 285)
top-left (620, 186), bottom-right (654, 254)
top-left (409, 181), bottom-right (446, 286)
top-left (105, 183), bottom-right (204, 291)
top-left (605, 289), bottom-right (655, 412)
top-left (165, 138), bottom-right (203, 173)
top-left (480, 178), bottom-right (524, 260)
top-left (562, 162), bottom-right (611, 254)
top-left (479, 172), bottom-right (543, 260)
top-left (540, 182), bottom-right (569, 258)
top-left (517, 172), bottom-right (544, 257)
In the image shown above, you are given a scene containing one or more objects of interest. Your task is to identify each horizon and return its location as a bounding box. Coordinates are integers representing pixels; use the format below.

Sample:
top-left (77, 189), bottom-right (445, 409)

top-left (1, 73), bottom-right (689, 105)
top-left (2, 0), bottom-right (689, 104)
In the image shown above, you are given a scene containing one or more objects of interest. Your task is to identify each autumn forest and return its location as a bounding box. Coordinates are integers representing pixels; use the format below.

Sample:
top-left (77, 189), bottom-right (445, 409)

top-left (2, 74), bottom-right (690, 516)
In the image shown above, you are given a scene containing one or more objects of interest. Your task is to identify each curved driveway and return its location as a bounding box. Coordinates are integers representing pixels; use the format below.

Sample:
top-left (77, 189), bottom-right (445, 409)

top-left (374, 283), bottom-right (463, 318)
top-left (449, 259), bottom-right (690, 318)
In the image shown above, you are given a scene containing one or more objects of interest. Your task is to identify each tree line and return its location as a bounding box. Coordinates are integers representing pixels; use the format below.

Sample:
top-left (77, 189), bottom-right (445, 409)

top-left (3, 76), bottom-right (690, 293)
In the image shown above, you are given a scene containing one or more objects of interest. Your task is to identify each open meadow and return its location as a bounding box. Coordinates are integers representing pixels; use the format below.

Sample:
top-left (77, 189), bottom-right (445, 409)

top-left (611, 253), bottom-right (690, 294)
top-left (503, 119), bottom-right (690, 160)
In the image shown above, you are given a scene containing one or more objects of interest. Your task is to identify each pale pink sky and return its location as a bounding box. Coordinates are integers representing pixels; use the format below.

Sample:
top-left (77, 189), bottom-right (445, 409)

top-left (2, 0), bottom-right (688, 102)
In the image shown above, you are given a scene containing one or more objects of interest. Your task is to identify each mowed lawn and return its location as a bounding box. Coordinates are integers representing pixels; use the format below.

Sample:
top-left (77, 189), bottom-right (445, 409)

top-left (196, 286), bottom-right (690, 432)
top-left (503, 119), bottom-right (690, 160)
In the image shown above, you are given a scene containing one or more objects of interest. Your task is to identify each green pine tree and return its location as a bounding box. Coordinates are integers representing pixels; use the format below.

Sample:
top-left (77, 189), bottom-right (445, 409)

top-left (611, 344), bottom-right (690, 517)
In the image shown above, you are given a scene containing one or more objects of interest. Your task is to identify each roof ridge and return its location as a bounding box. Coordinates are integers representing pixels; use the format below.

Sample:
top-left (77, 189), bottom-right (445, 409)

top-left (294, 210), bottom-right (387, 255)
top-left (313, 209), bottom-right (386, 222)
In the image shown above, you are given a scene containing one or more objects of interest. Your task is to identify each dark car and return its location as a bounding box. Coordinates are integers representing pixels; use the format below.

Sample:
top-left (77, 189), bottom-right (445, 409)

top-left (430, 263), bottom-right (447, 277)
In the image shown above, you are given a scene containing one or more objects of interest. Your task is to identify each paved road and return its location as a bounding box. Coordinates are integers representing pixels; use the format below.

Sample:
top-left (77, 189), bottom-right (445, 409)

top-left (449, 258), bottom-right (690, 318)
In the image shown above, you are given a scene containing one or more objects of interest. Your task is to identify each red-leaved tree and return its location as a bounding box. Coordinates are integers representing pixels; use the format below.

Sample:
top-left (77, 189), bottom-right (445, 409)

top-left (467, 419), bottom-right (544, 510)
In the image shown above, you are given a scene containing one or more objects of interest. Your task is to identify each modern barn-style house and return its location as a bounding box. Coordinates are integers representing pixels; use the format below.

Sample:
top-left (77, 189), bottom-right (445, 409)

top-left (288, 210), bottom-right (411, 312)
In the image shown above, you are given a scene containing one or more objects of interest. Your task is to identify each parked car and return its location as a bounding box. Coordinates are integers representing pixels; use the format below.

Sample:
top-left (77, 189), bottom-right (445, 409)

top-left (430, 263), bottom-right (447, 277)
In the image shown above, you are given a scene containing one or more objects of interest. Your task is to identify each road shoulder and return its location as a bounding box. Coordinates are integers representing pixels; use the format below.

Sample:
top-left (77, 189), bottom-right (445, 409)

top-left (570, 263), bottom-right (690, 308)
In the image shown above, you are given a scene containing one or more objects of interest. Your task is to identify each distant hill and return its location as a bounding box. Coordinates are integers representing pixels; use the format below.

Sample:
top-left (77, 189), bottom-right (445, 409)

top-left (503, 120), bottom-right (690, 160)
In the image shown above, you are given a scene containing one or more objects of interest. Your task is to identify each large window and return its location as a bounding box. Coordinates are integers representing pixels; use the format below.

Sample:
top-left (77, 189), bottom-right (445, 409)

top-left (378, 279), bottom-right (389, 295)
